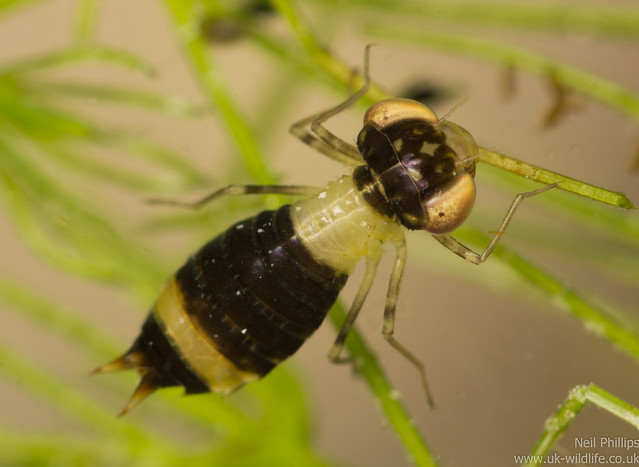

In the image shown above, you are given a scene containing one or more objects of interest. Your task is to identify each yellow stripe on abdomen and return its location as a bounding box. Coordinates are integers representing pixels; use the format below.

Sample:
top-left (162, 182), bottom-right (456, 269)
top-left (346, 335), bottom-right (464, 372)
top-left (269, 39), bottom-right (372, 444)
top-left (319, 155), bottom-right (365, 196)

top-left (153, 277), bottom-right (260, 394)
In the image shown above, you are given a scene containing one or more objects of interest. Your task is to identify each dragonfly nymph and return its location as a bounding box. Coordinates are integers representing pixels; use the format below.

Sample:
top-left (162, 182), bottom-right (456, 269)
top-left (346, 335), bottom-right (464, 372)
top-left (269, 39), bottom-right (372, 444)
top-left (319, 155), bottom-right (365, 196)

top-left (94, 50), bottom-right (555, 415)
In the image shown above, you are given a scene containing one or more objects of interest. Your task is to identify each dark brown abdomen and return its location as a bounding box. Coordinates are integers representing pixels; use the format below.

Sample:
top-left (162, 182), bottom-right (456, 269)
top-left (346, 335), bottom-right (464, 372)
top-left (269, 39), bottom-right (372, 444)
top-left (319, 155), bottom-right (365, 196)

top-left (131, 204), bottom-right (348, 395)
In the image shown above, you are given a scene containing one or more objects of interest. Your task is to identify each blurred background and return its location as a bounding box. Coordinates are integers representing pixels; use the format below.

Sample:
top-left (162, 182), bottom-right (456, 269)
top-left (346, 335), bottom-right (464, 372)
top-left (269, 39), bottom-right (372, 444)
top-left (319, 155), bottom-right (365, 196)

top-left (1, 0), bottom-right (638, 466)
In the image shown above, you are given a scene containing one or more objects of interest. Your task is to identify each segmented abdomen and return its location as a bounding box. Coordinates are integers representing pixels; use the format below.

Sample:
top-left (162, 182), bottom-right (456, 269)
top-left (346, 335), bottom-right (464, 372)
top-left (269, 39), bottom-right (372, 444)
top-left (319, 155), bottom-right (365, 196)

top-left (130, 204), bottom-right (348, 397)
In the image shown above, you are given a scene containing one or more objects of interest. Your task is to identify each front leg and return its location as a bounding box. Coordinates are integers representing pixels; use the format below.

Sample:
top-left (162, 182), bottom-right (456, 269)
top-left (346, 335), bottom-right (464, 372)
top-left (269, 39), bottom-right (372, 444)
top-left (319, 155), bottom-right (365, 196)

top-left (289, 45), bottom-right (375, 167)
top-left (433, 183), bottom-right (558, 264)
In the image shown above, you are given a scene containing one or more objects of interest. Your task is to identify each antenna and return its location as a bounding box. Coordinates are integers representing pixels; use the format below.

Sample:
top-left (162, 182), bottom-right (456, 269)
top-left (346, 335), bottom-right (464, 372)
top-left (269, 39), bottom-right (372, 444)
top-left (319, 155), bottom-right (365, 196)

top-left (435, 97), bottom-right (469, 128)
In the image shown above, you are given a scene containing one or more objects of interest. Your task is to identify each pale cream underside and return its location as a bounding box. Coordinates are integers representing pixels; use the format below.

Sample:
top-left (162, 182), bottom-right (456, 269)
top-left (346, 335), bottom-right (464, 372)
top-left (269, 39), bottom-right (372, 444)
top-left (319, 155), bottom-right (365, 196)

top-left (153, 277), bottom-right (259, 394)
top-left (290, 175), bottom-right (404, 274)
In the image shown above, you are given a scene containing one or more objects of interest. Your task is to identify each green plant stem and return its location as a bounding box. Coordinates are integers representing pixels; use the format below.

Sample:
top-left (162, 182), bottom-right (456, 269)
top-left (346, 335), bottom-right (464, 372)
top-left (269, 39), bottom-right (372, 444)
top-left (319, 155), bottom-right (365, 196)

top-left (73, 0), bottom-right (99, 42)
top-left (455, 227), bottom-right (639, 364)
top-left (328, 302), bottom-right (439, 467)
top-left (479, 150), bottom-right (635, 209)
top-left (0, 0), bottom-right (45, 15)
top-left (0, 46), bottom-right (155, 76)
top-left (526, 384), bottom-right (639, 466)
top-left (0, 134), bottom-right (166, 295)
top-left (365, 25), bottom-right (639, 122)
top-left (337, 0), bottom-right (639, 38)
top-left (269, 0), bottom-right (389, 106)
top-left (163, 0), bottom-right (276, 184)
top-left (25, 80), bottom-right (203, 116)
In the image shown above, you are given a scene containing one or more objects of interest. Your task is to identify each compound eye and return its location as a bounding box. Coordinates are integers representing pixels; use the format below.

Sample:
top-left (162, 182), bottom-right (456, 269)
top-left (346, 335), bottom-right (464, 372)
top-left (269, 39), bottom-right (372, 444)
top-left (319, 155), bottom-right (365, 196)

top-left (439, 121), bottom-right (479, 169)
top-left (424, 172), bottom-right (476, 234)
top-left (364, 98), bottom-right (437, 130)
